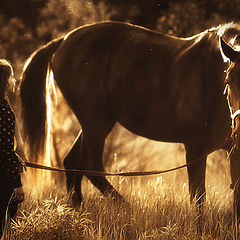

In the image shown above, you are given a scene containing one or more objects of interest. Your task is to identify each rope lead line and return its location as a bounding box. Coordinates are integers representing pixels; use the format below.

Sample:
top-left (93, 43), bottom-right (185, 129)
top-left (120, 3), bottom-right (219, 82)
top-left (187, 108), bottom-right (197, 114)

top-left (19, 138), bottom-right (230, 177)
top-left (24, 157), bottom-right (202, 177)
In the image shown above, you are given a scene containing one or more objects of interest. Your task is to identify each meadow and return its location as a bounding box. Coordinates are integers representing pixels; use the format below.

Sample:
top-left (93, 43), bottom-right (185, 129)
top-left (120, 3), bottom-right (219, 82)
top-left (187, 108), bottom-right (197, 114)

top-left (3, 140), bottom-right (237, 240)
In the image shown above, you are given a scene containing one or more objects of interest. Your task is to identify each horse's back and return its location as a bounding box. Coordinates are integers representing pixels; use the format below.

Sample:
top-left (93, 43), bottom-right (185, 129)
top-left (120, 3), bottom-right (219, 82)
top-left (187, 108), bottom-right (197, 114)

top-left (52, 21), bottom-right (188, 82)
top-left (52, 22), bottom-right (184, 138)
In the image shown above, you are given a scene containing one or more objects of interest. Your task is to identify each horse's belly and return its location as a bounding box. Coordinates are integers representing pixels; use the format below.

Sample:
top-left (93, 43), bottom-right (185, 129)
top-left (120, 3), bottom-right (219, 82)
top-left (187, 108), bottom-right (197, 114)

top-left (118, 115), bottom-right (182, 143)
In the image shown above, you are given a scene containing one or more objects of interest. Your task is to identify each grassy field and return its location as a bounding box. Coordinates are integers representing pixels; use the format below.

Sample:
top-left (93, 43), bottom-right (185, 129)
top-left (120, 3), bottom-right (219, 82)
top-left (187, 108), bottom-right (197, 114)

top-left (3, 165), bottom-right (236, 240)
top-left (1, 135), bottom-right (235, 239)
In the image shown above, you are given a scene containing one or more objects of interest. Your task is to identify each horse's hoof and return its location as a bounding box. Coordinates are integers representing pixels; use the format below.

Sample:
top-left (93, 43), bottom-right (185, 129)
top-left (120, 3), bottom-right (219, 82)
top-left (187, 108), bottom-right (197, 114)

top-left (69, 191), bottom-right (82, 208)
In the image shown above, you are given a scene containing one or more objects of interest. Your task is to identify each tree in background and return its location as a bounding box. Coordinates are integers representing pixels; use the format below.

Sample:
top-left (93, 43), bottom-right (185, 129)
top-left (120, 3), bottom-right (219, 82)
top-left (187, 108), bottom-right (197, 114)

top-left (0, 0), bottom-right (240, 77)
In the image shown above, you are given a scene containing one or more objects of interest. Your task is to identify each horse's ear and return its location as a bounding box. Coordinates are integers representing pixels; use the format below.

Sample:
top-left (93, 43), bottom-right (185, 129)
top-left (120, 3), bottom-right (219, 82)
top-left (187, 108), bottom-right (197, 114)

top-left (220, 37), bottom-right (240, 62)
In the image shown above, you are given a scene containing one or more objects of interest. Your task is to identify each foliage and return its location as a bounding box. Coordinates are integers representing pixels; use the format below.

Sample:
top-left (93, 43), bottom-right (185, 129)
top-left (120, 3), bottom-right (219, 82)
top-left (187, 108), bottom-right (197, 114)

top-left (0, 0), bottom-right (240, 78)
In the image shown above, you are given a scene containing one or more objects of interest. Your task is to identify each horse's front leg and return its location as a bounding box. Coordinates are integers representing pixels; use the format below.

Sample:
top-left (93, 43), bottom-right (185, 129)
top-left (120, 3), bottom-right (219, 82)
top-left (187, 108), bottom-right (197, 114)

top-left (185, 145), bottom-right (207, 208)
top-left (229, 148), bottom-right (240, 226)
top-left (184, 144), bottom-right (207, 233)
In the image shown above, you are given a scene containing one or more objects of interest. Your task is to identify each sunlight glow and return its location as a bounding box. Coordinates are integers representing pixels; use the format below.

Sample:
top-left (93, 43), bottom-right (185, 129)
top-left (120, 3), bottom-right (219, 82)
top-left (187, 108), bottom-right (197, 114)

top-left (217, 23), bottom-right (233, 37)
top-left (42, 66), bottom-right (57, 183)
top-left (30, 64), bottom-right (81, 187)
top-left (45, 67), bottom-right (56, 165)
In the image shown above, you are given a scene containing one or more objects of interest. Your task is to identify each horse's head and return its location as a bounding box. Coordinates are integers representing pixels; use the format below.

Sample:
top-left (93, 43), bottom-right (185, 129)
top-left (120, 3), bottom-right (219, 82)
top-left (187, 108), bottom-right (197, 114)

top-left (220, 37), bottom-right (240, 146)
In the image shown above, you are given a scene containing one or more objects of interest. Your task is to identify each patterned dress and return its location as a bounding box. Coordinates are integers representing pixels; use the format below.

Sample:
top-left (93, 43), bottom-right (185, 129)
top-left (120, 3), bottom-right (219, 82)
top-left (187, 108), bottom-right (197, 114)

top-left (0, 100), bottom-right (22, 188)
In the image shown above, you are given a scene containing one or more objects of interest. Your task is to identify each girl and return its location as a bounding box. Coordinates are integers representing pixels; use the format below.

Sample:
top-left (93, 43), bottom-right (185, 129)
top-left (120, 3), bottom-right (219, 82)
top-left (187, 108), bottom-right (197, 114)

top-left (0, 59), bottom-right (24, 237)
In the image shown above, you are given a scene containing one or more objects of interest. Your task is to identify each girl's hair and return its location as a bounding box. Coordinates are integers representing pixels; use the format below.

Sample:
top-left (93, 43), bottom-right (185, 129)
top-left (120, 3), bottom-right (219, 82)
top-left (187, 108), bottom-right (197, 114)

top-left (0, 59), bottom-right (13, 78)
top-left (0, 59), bottom-right (16, 99)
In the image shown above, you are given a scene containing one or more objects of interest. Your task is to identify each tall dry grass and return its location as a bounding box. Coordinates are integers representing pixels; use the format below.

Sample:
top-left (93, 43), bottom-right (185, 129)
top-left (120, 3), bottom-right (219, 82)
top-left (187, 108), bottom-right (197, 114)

top-left (2, 126), bottom-right (235, 239)
top-left (2, 168), bottom-right (236, 240)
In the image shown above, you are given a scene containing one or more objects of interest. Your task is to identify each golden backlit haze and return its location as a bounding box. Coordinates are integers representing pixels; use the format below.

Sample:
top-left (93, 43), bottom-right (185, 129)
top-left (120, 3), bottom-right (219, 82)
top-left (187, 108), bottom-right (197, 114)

top-left (19, 67), bottom-right (231, 207)
top-left (1, 1), bottom-right (238, 238)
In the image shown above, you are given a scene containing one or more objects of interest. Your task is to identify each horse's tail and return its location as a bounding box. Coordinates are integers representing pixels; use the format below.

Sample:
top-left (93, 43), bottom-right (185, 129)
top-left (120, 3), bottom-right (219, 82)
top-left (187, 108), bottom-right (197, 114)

top-left (20, 37), bottom-right (64, 155)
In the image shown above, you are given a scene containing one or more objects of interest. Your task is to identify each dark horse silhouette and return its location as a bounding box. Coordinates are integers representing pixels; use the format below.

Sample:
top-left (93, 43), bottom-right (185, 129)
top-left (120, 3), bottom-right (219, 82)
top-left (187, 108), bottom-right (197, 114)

top-left (20, 21), bottom-right (240, 221)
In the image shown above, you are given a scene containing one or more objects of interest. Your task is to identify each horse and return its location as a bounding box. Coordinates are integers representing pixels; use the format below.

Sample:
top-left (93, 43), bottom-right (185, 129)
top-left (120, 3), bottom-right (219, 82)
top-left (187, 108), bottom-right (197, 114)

top-left (19, 21), bottom-right (240, 221)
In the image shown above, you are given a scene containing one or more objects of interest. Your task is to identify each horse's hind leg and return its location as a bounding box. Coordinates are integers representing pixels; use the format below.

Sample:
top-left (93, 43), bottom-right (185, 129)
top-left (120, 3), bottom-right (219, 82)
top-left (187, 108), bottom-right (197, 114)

top-left (64, 132), bottom-right (84, 207)
top-left (83, 122), bottom-right (124, 202)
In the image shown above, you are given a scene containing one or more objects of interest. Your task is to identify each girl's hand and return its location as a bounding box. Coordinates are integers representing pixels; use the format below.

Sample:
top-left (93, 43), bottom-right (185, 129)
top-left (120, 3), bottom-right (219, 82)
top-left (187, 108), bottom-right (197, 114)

top-left (13, 187), bottom-right (24, 204)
